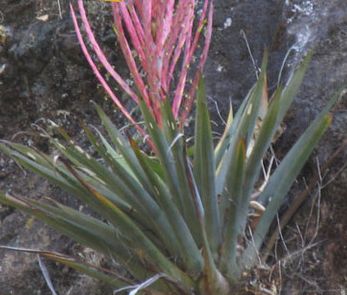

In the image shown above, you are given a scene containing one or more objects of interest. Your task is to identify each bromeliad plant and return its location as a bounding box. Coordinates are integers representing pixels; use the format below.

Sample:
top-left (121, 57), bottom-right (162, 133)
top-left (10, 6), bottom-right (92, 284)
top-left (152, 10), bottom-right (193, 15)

top-left (0, 51), bottom-right (338, 294)
top-left (0, 0), bottom-right (339, 294)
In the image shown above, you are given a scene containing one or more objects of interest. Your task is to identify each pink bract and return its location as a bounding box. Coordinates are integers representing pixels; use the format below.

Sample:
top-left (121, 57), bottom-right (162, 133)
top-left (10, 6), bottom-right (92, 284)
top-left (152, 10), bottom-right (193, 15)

top-left (70, 0), bottom-right (213, 131)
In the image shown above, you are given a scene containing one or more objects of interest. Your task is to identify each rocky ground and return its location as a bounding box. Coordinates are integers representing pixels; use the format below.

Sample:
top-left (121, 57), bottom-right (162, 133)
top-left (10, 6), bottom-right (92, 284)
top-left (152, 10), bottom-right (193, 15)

top-left (0, 0), bottom-right (346, 294)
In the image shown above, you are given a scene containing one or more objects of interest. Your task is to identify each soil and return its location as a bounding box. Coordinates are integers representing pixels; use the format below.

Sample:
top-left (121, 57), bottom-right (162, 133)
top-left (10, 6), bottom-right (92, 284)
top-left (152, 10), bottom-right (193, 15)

top-left (0, 0), bottom-right (346, 294)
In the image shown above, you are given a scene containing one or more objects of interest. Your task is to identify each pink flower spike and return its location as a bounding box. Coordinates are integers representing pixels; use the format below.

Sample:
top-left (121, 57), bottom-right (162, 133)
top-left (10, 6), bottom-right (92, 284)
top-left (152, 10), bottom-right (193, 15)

top-left (180, 0), bottom-right (214, 125)
top-left (161, 1), bottom-right (189, 90)
top-left (77, 0), bottom-right (139, 104)
top-left (72, 0), bottom-right (213, 133)
top-left (113, 4), bottom-right (162, 124)
top-left (111, 4), bottom-right (152, 108)
top-left (171, 2), bottom-right (195, 118)
top-left (118, 3), bottom-right (146, 66)
top-left (70, 3), bottom-right (146, 138)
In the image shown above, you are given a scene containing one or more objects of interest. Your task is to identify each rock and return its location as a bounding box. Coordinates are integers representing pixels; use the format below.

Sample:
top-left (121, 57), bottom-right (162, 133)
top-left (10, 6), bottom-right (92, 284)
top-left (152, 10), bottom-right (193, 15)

top-left (205, 0), bottom-right (288, 116)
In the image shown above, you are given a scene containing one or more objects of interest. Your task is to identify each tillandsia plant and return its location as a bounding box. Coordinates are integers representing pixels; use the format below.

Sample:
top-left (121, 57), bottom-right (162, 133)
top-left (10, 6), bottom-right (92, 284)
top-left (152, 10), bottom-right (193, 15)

top-left (0, 0), bottom-right (340, 294)
top-left (0, 50), bottom-right (339, 294)
top-left (70, 0), bottom-right (213, 134)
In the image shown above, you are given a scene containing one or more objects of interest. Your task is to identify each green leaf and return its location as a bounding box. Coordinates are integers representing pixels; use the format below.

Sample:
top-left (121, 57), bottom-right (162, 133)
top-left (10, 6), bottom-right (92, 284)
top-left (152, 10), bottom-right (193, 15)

top-left (214, 93), bottom-right (246, 167)
top-left (0, 192), bottom-right (143, 274)
top-left (160, 100), bottom-right (202, 244)
top-left (0, 143), bottom-right (136, 218)
top-left (236, 88), bottom-right (282, 237)
top-left (214, 102), bottom-right (233, 156)
top-left (41, 252), bottom-right (129, 288)
top-left (130, 139), bottom-right (203, 277)
top-left (215, 52), bottom-right (269, 170)
top-left (241, 112), bottom-right (332, 269)
top-left (0, 245), bottom-right (132, 289)
top-left (194, 78), bottom-right (221, 256)
top-left (219, 138), bottom-right (246, 279)
top-left (276, 51), bottom-right (312, 125)
top-left (139, 100), bottom-right (201, 245)
top-left (49, 128), bottom-right (184, 257)
top-left (94, 103), bottom-right (155, 190)
top-left (63, 144), bottom-right (182, 259)
top-left (184, 152), bottom-right (229, 294)
top-left (216, 54), bottom-right (268, 223)
top-left (63, 174), bottom-right (194, 291)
